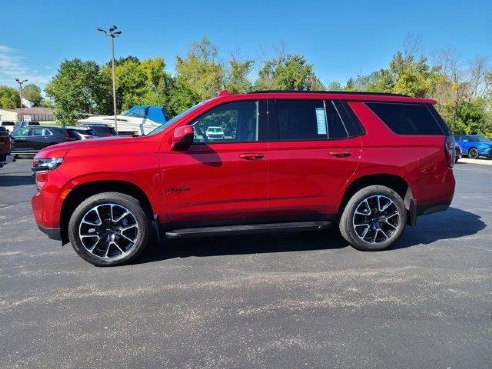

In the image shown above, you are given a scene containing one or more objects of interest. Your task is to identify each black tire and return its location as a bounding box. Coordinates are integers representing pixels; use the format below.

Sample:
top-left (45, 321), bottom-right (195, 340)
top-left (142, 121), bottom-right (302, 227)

top-left (68, 192), bottom-right (151, 266)
top-left (455, 149), bottom-right (460, 163)
top-left (468, 147), bottom-right (479, 159)
top-left (339, 185), bottom-right (407, 251)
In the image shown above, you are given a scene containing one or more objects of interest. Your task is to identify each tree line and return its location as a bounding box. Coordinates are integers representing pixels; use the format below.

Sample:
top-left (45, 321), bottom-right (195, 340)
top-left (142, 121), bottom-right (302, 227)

top-left (1, 37), bottom-right (491, 136)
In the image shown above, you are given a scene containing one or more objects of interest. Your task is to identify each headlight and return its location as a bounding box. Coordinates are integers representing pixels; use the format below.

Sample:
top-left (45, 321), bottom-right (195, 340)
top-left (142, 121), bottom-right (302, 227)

top-left (32, 158), bottom-right (64, 173)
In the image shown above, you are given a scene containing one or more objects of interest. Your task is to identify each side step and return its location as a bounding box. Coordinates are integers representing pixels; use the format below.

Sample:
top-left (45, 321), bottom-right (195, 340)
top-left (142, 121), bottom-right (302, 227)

top-left (165, 221), bottom-right (333, 239)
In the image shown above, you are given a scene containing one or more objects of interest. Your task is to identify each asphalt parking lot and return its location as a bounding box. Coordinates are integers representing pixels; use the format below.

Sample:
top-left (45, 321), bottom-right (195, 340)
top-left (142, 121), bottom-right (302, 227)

top-left (0, 158), bottom-right (491, 369)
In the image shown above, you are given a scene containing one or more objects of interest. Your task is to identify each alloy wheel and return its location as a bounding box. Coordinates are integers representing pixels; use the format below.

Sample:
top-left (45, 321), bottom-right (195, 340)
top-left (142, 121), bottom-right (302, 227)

top-left (352, 195), bottom-right (400, 244)
top-left (78, 203), bottom-right (140, 260)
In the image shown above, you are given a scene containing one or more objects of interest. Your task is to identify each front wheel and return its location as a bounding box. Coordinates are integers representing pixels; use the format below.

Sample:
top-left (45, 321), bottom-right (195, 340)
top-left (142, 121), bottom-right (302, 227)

top-left (68, 192), bottom-right (151, 266)
top-left (468, 147), bottom-right (479, 159)
top-left (339, 185), bottom-right (407, 251)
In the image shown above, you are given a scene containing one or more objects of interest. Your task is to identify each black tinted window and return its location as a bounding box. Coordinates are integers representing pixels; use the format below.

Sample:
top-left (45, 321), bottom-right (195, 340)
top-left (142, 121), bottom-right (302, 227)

top-left (67, 129), bottom-right (82, 139)
top-left (366, 102), bottom-right (444, 135)
top-left (336, 100), bottom-right (365, 137)
top-left (274, 100), bottom-right (327, 141)
top-left (325, 101), bottom-right (348, 139)
top-left (87, 126), bottom-right (110, 135)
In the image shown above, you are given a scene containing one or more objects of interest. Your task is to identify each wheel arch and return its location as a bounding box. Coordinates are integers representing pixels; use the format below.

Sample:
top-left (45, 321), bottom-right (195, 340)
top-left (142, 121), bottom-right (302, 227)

top-left (60, 180), bottom-right (154, 244)
top-left (338, 174), bottom-right (413, 223)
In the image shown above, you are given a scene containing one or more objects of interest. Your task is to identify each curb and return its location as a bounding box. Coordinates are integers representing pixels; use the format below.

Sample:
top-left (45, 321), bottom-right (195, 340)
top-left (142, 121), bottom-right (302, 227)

top-left (458, 158), bottom-right (492, 166)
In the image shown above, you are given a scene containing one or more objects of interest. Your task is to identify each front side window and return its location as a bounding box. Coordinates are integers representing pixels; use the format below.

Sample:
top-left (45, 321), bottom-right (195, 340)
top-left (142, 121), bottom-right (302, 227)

top-left (191, 101), bottom-right (258, 143)
top-left (12, 128), bottom-right (30, 137)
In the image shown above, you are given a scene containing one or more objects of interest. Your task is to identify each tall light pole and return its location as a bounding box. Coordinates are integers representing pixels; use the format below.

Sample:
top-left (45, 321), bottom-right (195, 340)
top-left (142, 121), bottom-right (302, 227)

top-left (15, 78), bottom-right (28, 122)
top-left (98, 25), bottom-right (122, 131)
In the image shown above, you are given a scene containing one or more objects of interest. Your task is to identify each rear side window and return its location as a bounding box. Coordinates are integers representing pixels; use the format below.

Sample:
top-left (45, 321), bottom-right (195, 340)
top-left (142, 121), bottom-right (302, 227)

top-left (66, 129), bottom-right (81, 139)
top-left (366, 102), bottom-right (445, 135)
top-left (30, 128), bottom-right (51, 136)
top-left (274, 100), bottom-right (327, 140)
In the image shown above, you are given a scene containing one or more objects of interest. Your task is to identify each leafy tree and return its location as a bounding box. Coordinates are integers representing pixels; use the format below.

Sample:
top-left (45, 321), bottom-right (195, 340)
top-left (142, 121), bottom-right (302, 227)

top-left (390, 52), bottom-right (443, 97)
top-left (168, 38), bottom-right (224, 115)
top-left (224, 57), bottom-right (254, 93)
top-left (98, 56), bottom-right (173, 113)
top-left (22, 84), bottom-right (43, 106)
top-left (454, 99), bottom-right (490, 135)
top-left (345, 52), bottom-right (442, 98)
top-left (0, 85), bottom-right (20, 109)
top-left (45, 59), bottom-right (103, 125)
top-left (255, 54), bottom-right (324, 91)
top-left (326, 81), bottom-right (343, 91)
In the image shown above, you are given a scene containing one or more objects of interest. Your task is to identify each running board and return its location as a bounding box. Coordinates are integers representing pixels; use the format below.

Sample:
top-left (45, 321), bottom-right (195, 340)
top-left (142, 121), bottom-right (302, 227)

top-left (165, 221), bottom-right (333, 239)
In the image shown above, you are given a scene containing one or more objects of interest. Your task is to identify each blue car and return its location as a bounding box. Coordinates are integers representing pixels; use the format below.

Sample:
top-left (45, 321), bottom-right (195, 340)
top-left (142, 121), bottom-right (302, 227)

top-left (453, 134), bottom-right (492, 159)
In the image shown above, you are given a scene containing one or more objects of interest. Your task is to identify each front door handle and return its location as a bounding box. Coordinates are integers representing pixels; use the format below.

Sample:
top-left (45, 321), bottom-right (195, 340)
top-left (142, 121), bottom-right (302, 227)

top-left (240, 153), bottom-right (264, 160)
top-left (330, 151), bottom-right (351, 158)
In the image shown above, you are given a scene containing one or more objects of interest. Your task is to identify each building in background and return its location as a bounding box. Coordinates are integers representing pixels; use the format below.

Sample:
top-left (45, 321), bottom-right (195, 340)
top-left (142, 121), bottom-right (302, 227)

top-left (1, 108), bottom-right (55, 122)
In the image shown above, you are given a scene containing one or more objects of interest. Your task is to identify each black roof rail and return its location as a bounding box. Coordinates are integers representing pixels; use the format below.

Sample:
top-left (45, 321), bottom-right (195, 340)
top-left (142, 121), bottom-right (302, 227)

top-left (248, 90), bottom-right (411, 97)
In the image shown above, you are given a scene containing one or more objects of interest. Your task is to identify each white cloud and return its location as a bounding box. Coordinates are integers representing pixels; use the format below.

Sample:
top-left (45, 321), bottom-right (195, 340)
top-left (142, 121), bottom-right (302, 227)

top-left (0, 44), bottom-right (51, 88)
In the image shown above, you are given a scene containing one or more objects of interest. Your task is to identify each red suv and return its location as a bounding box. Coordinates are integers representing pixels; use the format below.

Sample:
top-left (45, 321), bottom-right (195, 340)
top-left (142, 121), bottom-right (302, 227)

top-left (31, 91), bottom-right (456, 266)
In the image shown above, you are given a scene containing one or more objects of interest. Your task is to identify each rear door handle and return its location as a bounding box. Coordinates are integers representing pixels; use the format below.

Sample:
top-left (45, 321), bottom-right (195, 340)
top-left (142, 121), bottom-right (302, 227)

top-left (240, 153), bottom-right (264, 160)
top-left (330, 151), bottom-right (351, 158)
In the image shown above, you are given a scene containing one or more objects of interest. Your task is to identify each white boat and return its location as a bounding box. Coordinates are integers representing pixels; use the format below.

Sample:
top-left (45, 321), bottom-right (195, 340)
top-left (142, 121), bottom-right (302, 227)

top-left (78, 105), bottom-right (167, 135)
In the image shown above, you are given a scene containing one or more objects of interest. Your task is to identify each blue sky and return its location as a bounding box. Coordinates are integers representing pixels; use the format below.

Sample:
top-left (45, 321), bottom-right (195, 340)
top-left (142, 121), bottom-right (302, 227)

top-left (1, 0), bottom-right (491, 91)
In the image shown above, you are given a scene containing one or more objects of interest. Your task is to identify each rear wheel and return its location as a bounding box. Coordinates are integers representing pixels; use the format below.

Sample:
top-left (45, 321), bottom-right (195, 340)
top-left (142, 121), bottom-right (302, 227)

top-left (339, 185), bottom-right (407, 251)
top-left (68, 192), bottom-right (151, 266)
top-left (468, 147), bottom-right (479, 159)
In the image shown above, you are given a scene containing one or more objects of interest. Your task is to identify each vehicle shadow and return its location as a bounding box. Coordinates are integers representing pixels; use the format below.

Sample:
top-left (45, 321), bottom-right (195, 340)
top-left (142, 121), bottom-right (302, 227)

top-left (394, 206), bottom-right (486, 249)
top-left (137, 227), bottom-right (346, 264)
top-left (136, 207), bottom-right (486, 264)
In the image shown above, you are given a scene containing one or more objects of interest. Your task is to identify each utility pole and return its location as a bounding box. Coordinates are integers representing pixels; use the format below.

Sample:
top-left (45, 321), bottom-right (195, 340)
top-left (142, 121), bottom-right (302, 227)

top-left (98, 25), bottom-right (122, 131)
top-left (15, 78), bottom-right (28, 122)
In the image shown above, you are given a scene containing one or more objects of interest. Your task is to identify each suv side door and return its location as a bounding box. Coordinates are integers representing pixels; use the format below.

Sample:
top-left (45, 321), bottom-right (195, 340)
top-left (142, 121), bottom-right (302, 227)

top-left (161, 100), bottom-right (269, 224)
top-left (11, 128), bottom-right (30, 151)
top-left (267, 99), bottom-right (363, 218)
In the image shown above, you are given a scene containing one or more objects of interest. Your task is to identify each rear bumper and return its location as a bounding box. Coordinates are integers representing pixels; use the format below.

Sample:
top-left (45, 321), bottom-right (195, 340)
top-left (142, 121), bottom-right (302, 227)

top-left (37, 225), bottom-right (62, 241)
top-left (417, 201), bottom-right (452, 216)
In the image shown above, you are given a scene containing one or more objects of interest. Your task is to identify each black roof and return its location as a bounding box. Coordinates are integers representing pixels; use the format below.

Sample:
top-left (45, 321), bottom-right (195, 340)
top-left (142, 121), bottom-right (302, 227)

top-left (249, 90), bottom-right (410, 97)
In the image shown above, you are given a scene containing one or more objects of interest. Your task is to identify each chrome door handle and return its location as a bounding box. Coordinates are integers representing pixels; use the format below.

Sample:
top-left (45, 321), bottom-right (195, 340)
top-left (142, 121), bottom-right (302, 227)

top-left (330, 151), bottom-right (351, 158)
top-left (240, 153), bottom-right (264, 160)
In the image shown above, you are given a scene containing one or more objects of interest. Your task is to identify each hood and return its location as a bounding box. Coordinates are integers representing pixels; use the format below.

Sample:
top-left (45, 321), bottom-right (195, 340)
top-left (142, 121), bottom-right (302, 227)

top-left (34, 136), bottom-right (137, 159)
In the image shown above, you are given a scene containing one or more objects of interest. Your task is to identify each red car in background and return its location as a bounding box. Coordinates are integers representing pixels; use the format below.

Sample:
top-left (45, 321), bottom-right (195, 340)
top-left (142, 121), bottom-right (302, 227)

top-left (31, 90), bottom-right (456, 266)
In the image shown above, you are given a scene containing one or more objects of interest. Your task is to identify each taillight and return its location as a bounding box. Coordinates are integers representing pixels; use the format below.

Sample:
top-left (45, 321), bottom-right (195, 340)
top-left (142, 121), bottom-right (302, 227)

top-left (445, 136), bottom-right (455, 168)
top-left (65, 136), bottom-right (76, 141)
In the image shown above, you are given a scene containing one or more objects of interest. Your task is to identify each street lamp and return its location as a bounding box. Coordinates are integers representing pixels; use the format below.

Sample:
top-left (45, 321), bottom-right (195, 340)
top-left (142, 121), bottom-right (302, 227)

top-left (15, 78), bottom-right (28, 122)
top-left (98, 25), bottom-right (122, 131)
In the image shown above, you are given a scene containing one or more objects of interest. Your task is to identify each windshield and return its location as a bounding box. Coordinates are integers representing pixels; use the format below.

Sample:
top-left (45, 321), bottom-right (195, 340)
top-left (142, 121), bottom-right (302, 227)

top-left (146, 101), bottom-right (207, 136)
top-left (469, 135), bottom-right (489, 142)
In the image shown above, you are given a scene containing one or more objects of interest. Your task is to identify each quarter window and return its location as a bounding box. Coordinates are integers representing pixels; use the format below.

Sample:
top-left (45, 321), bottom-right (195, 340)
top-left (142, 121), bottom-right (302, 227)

top-left (366, 102), bottom-right (444, 135)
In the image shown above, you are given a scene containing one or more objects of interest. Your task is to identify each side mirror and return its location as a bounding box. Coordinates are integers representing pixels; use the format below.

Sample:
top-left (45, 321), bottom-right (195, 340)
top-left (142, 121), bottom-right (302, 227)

top-left (172, 125), bottom-right (194, 151)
